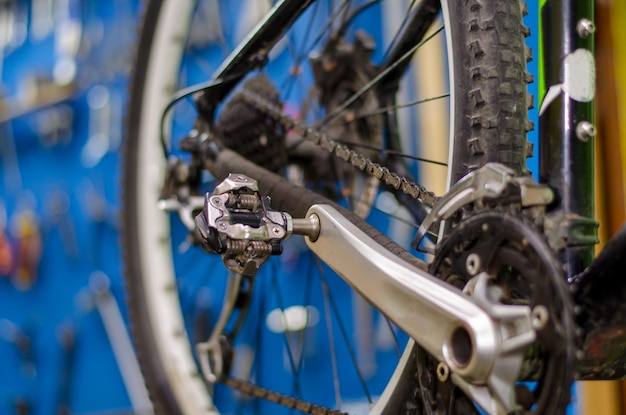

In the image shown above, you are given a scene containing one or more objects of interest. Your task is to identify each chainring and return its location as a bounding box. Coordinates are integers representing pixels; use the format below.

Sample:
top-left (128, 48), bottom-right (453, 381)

top-left (426, 209), bottom-right (576, 414)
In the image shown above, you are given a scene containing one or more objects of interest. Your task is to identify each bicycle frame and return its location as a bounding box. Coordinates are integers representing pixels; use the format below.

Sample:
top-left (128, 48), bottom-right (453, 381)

top-left (196, 0), bottom-right (626, 383)
top-left (540, 0), bottom-right (596, 276)
top-left (539, 0), bottom-right (626, 380)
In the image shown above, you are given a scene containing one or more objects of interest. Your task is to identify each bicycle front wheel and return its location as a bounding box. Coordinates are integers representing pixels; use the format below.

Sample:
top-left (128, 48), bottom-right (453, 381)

top-left (122, 0), bottom-right (532, 414)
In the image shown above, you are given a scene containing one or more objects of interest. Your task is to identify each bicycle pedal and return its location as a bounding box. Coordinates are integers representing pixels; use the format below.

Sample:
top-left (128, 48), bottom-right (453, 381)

top-left (195, 174), bottom-right (320, 276)
top-left (194, 173), bottom-right (291, 275)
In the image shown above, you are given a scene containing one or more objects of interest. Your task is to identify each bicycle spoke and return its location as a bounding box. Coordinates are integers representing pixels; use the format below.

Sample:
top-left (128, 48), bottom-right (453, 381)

top-left (180, 258), bottom-right (222, 318)
top-left (250, 272), bottom-right (269, 412)
top-left (269, 266), bottom-right (303, 398)
top-left (268, 258), bottom-right (313, 403)
top-left (371, 206), bottom-right (418, 231)
top-left (380, 0), bottom-right (418, 63)
top-left (189, 52), bottom-right (219, 80)
top-left (281, 0), bottom-right (322, 98)
top-left (280, 0), bottom-right (351, 95)
top-left (286, 133), bottom-right (447, 167)
top-left (317, 257), bottom-right (343, 409)
top-left (336, 0), bottom-right (381, 32)
top-left (318, 24), bottom-right (444, 126)
top-left (229, 287), bottom-right (265, 414)
top-left (332, 138), bottom-right (448, 167)
top-left (295, 256), bottom-right (317, 374)
top-left (315, 257), bottom-right (373, 406)
top-left (383, 317), bottom-right (402, 358)
top-left (345, 93), bottom-right (450, 123)
top-left (336, 0), bottom-right (354, 32)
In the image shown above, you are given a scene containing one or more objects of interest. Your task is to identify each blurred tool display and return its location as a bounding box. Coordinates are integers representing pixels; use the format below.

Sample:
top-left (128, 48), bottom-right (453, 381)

top-left (0, 1), bottom-right (144, 414)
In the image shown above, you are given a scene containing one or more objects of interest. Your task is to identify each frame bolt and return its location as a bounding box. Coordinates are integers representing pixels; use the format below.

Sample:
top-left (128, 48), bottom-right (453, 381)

top-left (576, 121), bottom-right (596, 142)
top-left (531, 305), bottom-right (550, 330)
top-left (436, 362), bottom-right (450, 382)
top-left (465, 253), bottom-right (481, 276)
top-left (576, 18), bottom-right (595, 38)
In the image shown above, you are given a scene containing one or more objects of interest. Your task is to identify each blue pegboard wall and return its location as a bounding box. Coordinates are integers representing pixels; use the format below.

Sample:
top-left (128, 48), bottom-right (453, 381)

top-left (0, 1), bottom-right (141, 414)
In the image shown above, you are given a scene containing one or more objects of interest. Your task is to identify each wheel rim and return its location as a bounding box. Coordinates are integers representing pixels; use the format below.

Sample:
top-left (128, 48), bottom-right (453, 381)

top-left (126, 1), bottom-right (458, 413)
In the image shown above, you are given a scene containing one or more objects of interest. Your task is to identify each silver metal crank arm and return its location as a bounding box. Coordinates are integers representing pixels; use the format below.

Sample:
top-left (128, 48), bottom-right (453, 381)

top-left (305, 204), bottom-right (500, 384)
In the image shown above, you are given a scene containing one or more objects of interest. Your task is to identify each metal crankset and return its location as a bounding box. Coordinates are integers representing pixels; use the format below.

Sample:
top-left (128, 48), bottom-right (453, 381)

top-left (420, 163), bottom-right (575, 414)
top-left (187, 165), bottom-right (570, 415)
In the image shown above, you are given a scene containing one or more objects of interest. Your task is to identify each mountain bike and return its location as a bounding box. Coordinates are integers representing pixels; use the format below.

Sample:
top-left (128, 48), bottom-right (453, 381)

top-left (121, 0), bottom-right (615, 414)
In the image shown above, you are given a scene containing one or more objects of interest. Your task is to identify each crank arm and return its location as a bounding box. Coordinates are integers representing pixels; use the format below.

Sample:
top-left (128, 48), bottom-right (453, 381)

top-left (89, 272), bottom-right (154, 414)
top-left (306, 204), bottom-right (497, 381)
top-left (305, 204), bottom-right (536, 414)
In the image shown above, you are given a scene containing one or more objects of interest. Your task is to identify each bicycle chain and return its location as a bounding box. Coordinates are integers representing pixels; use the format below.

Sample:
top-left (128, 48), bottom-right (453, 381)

top-left (221, 375), bottom-right (351, 415)
top-left (237, 88), bottom-right (439, 207)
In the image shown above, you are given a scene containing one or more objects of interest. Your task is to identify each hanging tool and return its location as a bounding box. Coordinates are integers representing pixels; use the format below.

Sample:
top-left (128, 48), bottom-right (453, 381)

top-left (87, 271), bottom-right (154, 415)
top-left (52, 0), bottom-right (82, 86)
top-left (10, 208), bottom-right (42, 291)
top-left (81, 84), bottom-right (111, 168)
top-left (44, 189), bottom-right (79, 259)
top-left (0, 0), bottom-right (16, 79)
top-left (0, 319), bottom-right (36, 378)
top-left (30, 0), bottom-right (54, 41)
top-left (0, 202), bottom-right (13, 276)
top-left (55, 323), bottom-right (76, 415)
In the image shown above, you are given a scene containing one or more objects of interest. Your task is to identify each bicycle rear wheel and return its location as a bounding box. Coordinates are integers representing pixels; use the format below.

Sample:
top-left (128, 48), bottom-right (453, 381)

top-left (122, 0), bottom-right (532, 414)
